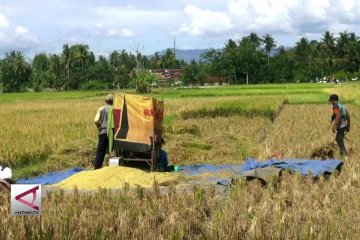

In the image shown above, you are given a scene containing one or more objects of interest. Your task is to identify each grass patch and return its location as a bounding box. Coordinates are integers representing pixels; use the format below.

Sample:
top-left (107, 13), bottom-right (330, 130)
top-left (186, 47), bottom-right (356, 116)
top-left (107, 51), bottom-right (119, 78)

top-left (180, 97), bottom-right (285, 120)
top-left (181, 142), bottom-right (212, 150)
top-left (165, 122), bottom-right (201, 135)
top-left (323, 81), bottom-right (360, 106)
top-left (179, 89), bottom-right (322, 98)
top-left (12, 155), bottom-right (49, 180)
top-left (163, 114), bottom-right (180, 126)
top-left (0, 91), bottom-right (110, 103)
top-left (286, 92), bottom-right (353, 104)
top-left (181, 105), bottom-right (275, 119)
top-left (149, 83), bottom-right (335, 99)
top-left (2, 146), bottom-right (52, 168)
top-left (12, 140), bottom-right (95, 180)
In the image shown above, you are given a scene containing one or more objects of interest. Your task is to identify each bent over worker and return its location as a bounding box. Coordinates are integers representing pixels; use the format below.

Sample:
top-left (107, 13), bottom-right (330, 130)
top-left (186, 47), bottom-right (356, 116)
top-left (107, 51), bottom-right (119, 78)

top-left (329, 94), bottom-right (351, 157)
top-left (94, 94), bottom-right (114, 169)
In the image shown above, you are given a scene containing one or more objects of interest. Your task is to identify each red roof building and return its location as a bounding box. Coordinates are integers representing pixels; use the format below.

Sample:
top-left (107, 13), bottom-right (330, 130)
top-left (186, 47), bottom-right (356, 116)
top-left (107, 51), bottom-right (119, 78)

top-left (151, 69), bottom-right (183, 85)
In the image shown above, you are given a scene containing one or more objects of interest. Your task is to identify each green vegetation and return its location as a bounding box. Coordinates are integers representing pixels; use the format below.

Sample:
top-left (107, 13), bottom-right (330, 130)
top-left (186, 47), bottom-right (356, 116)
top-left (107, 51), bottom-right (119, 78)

top-left (2, 31), bottom-right (360, 93)
top-left (1, 82), bottom-right (360, 239)
top-left (180, 96), bottom-right (283, 120)
top-left (0, 91), bottom-right (106, 103)
top-left (129, 69), bottom-right (157, 93)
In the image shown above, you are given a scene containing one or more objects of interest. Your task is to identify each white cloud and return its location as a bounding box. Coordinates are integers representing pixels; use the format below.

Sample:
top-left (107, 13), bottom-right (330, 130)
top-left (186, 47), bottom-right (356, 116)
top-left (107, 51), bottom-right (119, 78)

top-left (0, 12), bottom-right (40, 54)
top-left (107, 28), bottom-right (134, 37)
top-left (227, 0), bottom-right (303, 34)
top-left (15, 25), bottom-right (27, 35)
top-left (179, 5), bottom-right (233, 36)
top-left (95, 24), bottom-right (134, 38)
top-left (177, 0), bottom-right (360, 41)
top-left (120, 28), bottom-right (134, 37)
top-left (306, 0), bottom-right (330, 20)
top-left (0, 13), bottom-right (10, 29)
top-left (2, 0), bottom-right (360, 56)
top-left (95, 6), bottom-right (181, 29)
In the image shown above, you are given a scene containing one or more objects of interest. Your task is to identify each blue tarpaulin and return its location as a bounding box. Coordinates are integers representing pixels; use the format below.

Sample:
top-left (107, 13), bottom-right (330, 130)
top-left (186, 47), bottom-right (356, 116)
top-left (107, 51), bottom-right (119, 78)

top-left (178, 164), bottom-right (241, 186)
top-left (16, 168), bottom-right (85, 185)
top-left (241, 159), bottom-right (343, 177)
top-left (177, 160), bottom-right (343, 186)
top-left (14, 159), bottom-right (343, 186)
top-left (179, 164), bottom-right (241, 176)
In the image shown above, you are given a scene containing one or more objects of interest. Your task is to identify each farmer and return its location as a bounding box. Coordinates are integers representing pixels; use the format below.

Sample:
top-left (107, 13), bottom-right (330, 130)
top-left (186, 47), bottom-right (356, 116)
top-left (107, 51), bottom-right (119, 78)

top-left (94, 94), bottom-right (114, 169)
top-left (329, 94), bottom-right (350, 157)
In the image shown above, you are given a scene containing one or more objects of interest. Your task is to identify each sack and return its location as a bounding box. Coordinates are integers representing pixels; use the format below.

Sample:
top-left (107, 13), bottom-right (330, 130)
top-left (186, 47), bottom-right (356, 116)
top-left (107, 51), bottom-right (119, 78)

top-left (0, 166), bottom-right (12, 180)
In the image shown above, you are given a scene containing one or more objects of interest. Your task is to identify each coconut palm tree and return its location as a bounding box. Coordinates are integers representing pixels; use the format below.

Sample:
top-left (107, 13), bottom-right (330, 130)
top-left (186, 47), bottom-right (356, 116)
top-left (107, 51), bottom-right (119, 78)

top-left (0, 51), bottom-right (31, 92)
top-left (151, 52), bottom-right (162, 69)
top-left (61, 44), bottom-right (73, 89)
top-left (49, 54), bottom-right (61, 89)
top-left (337, 31), bottom-right (350, 58)
top-left (77, 44), bottom-right (89, 77)
top-left (12, 51), bottom-right (31, 90)
top-left (277, 46), bottom-right (286, 55)
top-left (320, 31), bottom-right (336, 75)
top-left (12, 51), bottom-right (30, 80)
top-left (294, 37), bottom-right (313, 81)
top-left (263, 34), bottom-right (276, 79)
top-left (161, 49), bottom-right (176, 69)
top-left (249, 32), bottom-right (262, 50)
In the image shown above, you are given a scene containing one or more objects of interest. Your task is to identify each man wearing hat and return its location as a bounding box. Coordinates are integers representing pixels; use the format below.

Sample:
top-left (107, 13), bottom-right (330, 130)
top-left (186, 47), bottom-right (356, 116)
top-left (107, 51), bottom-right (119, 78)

top-left (329, 94), bottom-right (351, 157)
top-left (94, 94), bottom-right (114, 169)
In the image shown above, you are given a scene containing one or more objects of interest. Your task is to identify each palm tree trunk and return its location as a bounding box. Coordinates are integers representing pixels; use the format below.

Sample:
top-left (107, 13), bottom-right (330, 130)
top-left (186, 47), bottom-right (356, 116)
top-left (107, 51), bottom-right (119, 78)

top-left (81, 59), bottom-right (85, 77)
top-left (267, 55), bottom-right (270, 81)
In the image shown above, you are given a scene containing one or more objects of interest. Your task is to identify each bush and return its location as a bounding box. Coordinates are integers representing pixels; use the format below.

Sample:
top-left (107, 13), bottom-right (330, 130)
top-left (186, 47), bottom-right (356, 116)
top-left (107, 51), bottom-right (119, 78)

top-left (334, 70), bottom-right (350, 82)
top-left (129, 69), bottom-right (156, 93)
top-left (80, 80), bottom-right (109, 90)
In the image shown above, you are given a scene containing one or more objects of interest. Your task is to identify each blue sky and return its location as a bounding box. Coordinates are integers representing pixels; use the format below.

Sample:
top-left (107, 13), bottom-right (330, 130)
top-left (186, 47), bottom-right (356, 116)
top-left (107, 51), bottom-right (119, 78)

top-left (1, 0), bottom-right (360, 58)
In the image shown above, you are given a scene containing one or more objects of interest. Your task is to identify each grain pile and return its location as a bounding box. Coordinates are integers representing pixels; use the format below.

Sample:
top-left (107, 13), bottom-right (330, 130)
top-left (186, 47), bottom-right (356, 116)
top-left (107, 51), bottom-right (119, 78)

top-left (53, 166), bottom-right (178, 190)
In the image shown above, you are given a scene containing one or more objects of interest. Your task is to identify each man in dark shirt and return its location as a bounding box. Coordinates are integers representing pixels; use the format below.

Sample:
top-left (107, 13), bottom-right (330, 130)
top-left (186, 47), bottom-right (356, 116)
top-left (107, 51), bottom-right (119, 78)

top-left (94, 94), bottom-right (113, 169)
top-left (329, 94), bottom-right (350, 157)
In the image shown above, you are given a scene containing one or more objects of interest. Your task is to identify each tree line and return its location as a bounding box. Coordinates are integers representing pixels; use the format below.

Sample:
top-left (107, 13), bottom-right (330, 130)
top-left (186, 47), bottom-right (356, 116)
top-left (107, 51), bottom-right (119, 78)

top-left (0, 45), bottom-right (185, 92)
top-left (200, 31), bottom-right (360, 85)
top-left (1, 30), bottom-right (360, 92)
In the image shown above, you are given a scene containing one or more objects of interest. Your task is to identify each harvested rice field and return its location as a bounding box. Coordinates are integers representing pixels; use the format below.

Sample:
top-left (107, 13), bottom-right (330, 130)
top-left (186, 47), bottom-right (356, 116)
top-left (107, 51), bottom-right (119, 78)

top-left (1, 82), bottom-right (360, 239)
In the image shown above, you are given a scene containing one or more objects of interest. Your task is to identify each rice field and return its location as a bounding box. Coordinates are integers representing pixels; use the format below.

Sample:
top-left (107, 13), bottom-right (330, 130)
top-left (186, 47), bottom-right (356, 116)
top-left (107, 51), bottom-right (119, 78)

top-left (1, 82), bottom-right (360, 239)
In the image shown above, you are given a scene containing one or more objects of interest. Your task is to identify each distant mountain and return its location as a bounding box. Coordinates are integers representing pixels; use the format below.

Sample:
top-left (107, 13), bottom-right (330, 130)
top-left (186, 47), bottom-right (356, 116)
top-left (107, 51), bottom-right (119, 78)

top-left (174, 49), bottom-right (207, 62)
top-left (155, 49), bottom-right (208, 63)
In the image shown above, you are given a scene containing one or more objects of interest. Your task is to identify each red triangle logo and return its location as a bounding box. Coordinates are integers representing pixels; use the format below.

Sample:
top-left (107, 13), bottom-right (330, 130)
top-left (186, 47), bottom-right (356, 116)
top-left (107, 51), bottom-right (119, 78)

top-left (15, 185), bottom-right (39, 211)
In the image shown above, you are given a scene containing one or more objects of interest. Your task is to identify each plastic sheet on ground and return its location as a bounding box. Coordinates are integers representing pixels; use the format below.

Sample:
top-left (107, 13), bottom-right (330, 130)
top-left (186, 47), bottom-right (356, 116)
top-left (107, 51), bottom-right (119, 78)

top-left (179, 164), bottom-right (242, 176)
top-left (178, 164), bottom-right (241, 187)
top-left (53, 166), bottom-right (178, 190)
top-left (16, 168), bottom-right (85, 185)
top-left (236, 159), bottom-right (344, 184)
top-left (241, 159), bottom-right (343, 177)
top-left (177, 160), bottom-right (343, 186)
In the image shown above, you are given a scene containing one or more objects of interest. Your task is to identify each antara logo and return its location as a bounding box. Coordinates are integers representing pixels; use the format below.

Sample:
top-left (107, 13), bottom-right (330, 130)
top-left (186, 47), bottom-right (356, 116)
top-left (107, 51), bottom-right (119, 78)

top-left (11, 184), bottom-right (41, 215)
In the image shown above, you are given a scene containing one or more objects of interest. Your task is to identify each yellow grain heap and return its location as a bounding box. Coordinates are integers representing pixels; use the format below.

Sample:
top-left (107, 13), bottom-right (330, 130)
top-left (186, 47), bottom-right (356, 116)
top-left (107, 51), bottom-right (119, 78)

top-left (53, 166), bottom-right (178, 190)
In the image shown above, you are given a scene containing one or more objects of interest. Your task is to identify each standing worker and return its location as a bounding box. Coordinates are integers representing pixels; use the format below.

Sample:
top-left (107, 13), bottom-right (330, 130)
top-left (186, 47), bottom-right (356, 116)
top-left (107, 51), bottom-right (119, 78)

top-left (94, 94), bottom-right (114, 169)
top-left (329, 94), bottom-right (350, 157)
